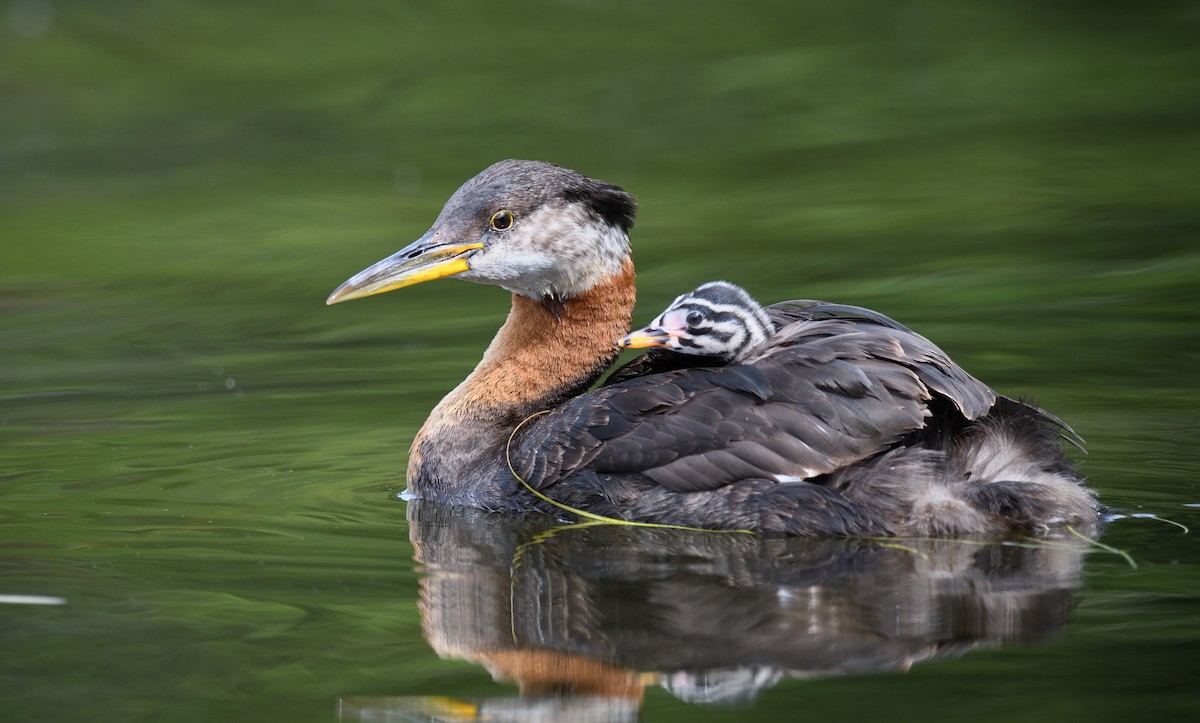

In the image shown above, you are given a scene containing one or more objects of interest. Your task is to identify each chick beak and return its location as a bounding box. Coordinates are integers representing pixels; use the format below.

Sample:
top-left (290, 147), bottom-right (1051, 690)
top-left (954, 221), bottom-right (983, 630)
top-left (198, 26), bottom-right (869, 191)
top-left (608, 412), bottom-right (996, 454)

top-left (618, 327), bottom-right (675, 350)
top-left (326, 232), bottom-right (483, 305)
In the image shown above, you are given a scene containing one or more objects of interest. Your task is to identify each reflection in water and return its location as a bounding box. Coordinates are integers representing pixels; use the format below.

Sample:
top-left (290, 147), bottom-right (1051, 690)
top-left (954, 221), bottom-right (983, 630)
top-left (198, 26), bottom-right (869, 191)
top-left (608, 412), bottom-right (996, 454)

top-left (343, 501), bottom-right (1089, 721)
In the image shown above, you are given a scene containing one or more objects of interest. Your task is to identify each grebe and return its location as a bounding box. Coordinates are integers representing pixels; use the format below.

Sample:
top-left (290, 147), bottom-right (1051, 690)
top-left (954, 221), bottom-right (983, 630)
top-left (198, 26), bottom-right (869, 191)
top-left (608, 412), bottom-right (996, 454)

top-left (619, 281), bottom-right (774, 361)
top-left (327, 160), bottom-right (1099, 536)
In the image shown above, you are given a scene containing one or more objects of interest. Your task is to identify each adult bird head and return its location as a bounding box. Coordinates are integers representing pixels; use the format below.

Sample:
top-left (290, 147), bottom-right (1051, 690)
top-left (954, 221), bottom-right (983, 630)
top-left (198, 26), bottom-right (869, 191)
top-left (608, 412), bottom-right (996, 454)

top-left (326, 160), bottom-right (637, 308)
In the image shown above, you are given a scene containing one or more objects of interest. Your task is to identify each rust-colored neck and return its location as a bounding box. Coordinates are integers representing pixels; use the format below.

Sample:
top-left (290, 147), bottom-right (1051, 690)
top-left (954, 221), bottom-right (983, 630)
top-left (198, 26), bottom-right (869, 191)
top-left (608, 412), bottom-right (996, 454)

top-left (475, 650), bottom-right (646, 702)
top-left (460, 256), bottom-right (636, 414)
top-left (408, 258), bottom-right (636, 504)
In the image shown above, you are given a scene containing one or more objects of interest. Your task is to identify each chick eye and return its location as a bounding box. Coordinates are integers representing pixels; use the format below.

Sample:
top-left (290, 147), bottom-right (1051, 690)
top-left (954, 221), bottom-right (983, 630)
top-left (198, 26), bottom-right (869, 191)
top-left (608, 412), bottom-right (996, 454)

top-left (685, 311), bottom-right (705, 328)
top-left (490, 210), bottom-right (515, 231)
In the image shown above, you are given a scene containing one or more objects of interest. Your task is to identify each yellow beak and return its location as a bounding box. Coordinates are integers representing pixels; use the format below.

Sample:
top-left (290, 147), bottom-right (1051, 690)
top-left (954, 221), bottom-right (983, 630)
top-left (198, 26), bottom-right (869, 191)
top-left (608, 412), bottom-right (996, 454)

top-left (617, 328), bottom-right (674, 350)
top-left (326, 235), bottom-right (483, 305)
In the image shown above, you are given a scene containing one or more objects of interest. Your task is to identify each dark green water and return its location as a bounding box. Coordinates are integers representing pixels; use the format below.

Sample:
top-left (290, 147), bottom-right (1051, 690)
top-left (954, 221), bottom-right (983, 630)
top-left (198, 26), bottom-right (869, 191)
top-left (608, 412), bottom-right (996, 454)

top-left (3, 1), bottom-right (1199, 721)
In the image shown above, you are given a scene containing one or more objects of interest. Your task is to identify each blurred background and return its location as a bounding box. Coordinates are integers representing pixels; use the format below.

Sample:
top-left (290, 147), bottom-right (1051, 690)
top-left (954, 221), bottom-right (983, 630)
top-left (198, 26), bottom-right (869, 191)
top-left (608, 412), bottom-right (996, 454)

top-left (2, 1), bottom-right (1199, 721)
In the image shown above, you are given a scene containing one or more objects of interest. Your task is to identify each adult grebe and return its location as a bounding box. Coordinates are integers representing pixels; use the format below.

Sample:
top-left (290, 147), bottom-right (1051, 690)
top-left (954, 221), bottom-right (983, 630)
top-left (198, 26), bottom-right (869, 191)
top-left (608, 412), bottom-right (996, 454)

top-left (327, 160), bottom-right (1099, 536)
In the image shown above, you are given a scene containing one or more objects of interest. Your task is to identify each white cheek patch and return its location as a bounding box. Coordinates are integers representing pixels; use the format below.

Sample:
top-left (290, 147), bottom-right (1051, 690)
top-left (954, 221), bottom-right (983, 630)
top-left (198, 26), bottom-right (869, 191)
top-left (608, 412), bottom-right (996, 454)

top-left (459, 202), bottom-right (630, 299)
top-left (550, 206), bottom-right (630, 294)
top-left (468, 250), bottom-right (559, 297)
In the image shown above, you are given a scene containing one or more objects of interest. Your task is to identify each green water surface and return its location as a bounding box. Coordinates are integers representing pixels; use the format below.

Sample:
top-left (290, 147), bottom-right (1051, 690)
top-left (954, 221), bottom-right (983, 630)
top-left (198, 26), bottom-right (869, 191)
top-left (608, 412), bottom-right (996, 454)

top-left (3, 1), bottom-right (1199, 721)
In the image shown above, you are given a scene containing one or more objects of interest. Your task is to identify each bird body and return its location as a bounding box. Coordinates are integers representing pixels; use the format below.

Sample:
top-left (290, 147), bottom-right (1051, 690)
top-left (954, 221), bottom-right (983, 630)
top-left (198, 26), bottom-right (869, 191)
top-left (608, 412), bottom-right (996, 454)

top-left (327, 160), bottom-right (1100, 536)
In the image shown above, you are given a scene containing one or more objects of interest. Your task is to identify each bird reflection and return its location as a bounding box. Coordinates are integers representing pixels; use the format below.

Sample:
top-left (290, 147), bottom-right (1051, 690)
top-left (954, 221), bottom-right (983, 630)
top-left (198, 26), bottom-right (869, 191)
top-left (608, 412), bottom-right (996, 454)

top-left (341, 500), bottom-right (1091, 721)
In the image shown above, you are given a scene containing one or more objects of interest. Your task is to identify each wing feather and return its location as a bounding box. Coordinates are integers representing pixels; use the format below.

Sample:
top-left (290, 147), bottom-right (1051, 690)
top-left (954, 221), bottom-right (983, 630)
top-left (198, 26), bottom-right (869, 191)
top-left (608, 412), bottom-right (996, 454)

top-left (513, 305), bottom-right (1000, 494)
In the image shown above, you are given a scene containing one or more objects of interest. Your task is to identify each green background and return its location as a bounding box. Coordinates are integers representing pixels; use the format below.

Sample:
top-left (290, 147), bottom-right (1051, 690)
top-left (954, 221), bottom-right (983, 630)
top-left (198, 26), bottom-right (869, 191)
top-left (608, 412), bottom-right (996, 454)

top-left (3, 1), bottom-right (1198, 720)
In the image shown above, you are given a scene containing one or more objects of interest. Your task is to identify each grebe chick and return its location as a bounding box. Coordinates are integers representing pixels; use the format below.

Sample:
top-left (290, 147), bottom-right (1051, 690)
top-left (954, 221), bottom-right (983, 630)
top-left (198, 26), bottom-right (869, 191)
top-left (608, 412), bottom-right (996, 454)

top-left (620, 281), bottom-right (773, 361)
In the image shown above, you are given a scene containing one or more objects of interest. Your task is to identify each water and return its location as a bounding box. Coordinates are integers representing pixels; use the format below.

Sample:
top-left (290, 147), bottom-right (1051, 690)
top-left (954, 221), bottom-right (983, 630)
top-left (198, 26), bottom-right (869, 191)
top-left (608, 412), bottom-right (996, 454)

top-left (3, 1), bottom-right (1199, 720)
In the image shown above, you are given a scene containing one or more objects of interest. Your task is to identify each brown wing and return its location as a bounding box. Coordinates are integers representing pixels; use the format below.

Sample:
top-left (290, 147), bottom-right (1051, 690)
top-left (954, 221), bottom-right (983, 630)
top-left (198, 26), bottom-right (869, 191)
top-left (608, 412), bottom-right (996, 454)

top-left (764, 301), bottom-right (996, 420)
top-left (514, 315), bottom-right (998, 493)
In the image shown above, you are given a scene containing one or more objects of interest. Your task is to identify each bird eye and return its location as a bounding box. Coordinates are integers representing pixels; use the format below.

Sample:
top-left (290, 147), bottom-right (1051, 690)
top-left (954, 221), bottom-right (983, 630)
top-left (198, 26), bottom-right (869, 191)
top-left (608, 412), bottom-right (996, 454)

top-left (685, 311), bottom-right (705, 328)
top-left (490, 210), bottom-right (515, 231)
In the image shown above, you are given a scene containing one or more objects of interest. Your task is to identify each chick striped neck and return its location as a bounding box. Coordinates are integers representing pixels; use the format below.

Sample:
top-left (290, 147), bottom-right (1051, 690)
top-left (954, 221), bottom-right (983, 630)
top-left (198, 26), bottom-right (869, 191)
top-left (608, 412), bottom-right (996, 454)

top-left (653, 281), bottom-right (774, 361)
